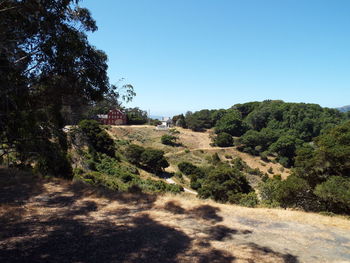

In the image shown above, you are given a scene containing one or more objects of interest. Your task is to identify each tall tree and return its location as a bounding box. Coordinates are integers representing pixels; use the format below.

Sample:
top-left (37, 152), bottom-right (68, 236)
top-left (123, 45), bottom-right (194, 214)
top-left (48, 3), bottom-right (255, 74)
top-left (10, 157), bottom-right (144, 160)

top-left (0, 0), bottom-right (110, 176)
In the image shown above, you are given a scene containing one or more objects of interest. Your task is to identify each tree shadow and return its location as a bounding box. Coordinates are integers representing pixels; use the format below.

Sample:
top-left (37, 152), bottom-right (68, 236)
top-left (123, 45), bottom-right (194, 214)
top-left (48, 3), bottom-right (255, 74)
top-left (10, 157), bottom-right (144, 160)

top-left (247, 243), bottom-right (299, 263)
top-left (189, 205), bottom-right (223, 222)
top-left (164, 201), bottom-right (186, 214)
top-left (205, 225), bottom-right (252, 241)
top-left (0, 168), bottom-right (45, 205)
top-left (0, 169), bottom-right (300, 263)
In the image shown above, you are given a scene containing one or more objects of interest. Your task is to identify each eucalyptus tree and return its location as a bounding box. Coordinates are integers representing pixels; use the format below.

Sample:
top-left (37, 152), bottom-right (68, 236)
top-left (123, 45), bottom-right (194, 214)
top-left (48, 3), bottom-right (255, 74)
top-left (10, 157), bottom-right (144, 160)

top-left (0, 0), bottom-right (110, 176)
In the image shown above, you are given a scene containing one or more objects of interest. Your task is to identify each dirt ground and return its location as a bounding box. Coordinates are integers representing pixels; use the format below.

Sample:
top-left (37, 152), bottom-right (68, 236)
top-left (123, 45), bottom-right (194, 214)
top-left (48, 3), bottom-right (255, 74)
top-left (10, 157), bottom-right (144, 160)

top-left (1, 169), bottom-right (350, 263)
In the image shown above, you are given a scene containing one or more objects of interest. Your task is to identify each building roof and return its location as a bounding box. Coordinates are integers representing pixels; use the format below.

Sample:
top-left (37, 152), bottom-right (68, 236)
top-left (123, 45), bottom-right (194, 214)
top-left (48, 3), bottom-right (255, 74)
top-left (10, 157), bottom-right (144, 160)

top-left (97, 114), bottom-right (108, 119)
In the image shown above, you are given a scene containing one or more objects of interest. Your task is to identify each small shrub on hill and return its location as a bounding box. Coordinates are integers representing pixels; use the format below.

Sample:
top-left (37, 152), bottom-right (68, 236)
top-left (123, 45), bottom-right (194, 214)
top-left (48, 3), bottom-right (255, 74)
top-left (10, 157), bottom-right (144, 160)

top-left (124, 144), bottom-right (145, 164)
top-left (140, 148), bottom-right (169, 173)
top-left (161, 134), bottom-right (178, 146)
top-left (214, 132), bottom-right (233, 147)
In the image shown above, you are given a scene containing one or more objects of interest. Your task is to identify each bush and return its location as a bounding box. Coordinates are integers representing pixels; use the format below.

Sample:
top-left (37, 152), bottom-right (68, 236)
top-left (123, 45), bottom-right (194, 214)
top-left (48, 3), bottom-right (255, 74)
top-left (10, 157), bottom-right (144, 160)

top-left (210, 153), bottom-right (221, 165)
top-left (124, 144), bottom-right (145, 164)
top-left (78, 119), bottom-right (115, 157)
top-left (198, 166), bottom-right (252, 203)
top-left (314, 176), bottom-right (350, 213)
top-left (215, 110), bottom-right (248, 136)
top-left (231, 157), bottom-right (246, 171)
top-left (140, 148), bottom-right (169, 173)
top-left (34, 141), bottom-right (72, 178)
top-left (260, 151), bottom-right (269, 162)
top-left (259, 175), bottom-right (312, 209)
top-left (214, 132), bottom-right (233, 147)
top-left (238, 192), bottom-right (259, 208)
top-left (178, 162), bottom-right (199, 175)
top-left (161, 134), bottom-right (178, 146)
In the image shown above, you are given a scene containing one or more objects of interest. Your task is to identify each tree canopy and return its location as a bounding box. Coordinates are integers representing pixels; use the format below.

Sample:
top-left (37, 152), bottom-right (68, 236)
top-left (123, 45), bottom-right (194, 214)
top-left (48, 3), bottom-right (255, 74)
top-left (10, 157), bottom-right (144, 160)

top-left (0, 0), bottom-right (112, 175)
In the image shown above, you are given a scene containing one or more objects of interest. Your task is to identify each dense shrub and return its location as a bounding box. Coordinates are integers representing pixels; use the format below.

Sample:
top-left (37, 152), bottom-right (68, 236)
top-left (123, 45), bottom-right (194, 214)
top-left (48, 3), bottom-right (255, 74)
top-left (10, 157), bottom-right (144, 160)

top-left (214, 132), bottom-right (233, 147)
top-left (178, 162), bottom-right (200, 175)
top-left (125, 107), bottom-right (148, 124)
top-left (124, 144), bottom-right (145, 164)
top-left (34, 141), bottom-right (72, 178)
top-left (238, 192), bottom-right (259, 208)
top-left (140, 148), bottom-right (169, 173)
top-left (78, 119), bottom-right (115, 157)
top-left (78, 154), bottom-right (181, 194)
top-left (161, 134), bottom-right (178, 146)
top-left (314, 176), bottom-right (350, 213)
top-left (198, 166), bottom-right (252, 203)
top-left (259, 175), bottom-right (313, 209)
top-left (215, 110), bottom-right (248, 136)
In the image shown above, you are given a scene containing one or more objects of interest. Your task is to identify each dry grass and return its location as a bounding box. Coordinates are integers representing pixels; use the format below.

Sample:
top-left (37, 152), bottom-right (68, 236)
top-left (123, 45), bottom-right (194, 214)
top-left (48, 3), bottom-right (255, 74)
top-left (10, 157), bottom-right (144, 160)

top-left (108, 125), bottom-right (290, 179)
top-left (1, 169), bottom-right (350, 263)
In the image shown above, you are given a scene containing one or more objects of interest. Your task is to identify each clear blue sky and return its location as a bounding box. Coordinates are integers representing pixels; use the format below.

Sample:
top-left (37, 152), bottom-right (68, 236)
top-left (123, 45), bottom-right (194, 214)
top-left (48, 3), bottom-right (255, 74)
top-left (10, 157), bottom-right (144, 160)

top-left (84, 0), bottom-right (350, 116)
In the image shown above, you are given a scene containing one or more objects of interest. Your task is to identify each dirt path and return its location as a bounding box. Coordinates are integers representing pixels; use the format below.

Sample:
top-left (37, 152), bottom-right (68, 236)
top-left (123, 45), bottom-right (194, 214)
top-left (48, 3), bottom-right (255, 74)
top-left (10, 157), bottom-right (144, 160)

top-left (1, 170), bottom-right (350, 263)
top-left (165, 178), bottom-right (197, 195)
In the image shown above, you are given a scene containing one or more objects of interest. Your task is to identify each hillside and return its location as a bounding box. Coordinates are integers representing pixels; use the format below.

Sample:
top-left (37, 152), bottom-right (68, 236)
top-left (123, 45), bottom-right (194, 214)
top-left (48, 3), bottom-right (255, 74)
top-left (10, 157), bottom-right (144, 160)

top-left (107, 125), bottom-right (291, 182)
top-left (1, 168), bottom-right (350, 263)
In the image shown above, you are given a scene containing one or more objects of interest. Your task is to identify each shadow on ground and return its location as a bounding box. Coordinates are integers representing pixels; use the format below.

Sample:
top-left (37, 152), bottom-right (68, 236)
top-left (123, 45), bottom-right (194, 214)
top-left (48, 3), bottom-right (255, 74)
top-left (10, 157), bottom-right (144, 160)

top-left (0, 168), bottom-right (299, 263)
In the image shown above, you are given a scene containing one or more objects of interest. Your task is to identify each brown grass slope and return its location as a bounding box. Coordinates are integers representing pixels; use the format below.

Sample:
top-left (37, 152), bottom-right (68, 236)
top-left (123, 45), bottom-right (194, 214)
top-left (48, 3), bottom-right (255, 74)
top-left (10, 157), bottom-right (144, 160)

top-left (107, 125), bottom-right (290, 179)
top-left (1, 168), bottom-right (350, 263)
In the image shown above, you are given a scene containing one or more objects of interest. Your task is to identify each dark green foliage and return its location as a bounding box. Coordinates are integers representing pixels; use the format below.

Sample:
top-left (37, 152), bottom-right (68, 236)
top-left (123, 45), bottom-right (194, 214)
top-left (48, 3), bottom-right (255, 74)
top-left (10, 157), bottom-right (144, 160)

top-left (178, 162), bottom-right (200, 175)
top-left (161, 134), bottom-right (178, 146)
top-left (238, 192), bottom-right (259, 208)
top-left (295, 121), bottom-right (350, 187)
top-left (198, 166), bottom-right (252, 203)
top-left (232, 102), bottom-right (260, 118)
top-left (314, 121), bottom-right (350, 178)
top-left (78, 120), bottom-right (115, 157)
top-left (214, 133), bottom-right (233, 147)
top-left (125, 107), bottom-right (148, 124)
top-left (268, 135), bottom-right (303, 167)
top-left (124, 145), bottom-right (169, 173)
top-left (124, 144), bottom-right (145, 164)
top-left (184, 109), bottom-right (227, 131)
top-left (0, 0), bottom-right (111, 174)
top-left (314, 176), bottom-right (350, 213)
top-left (178, 162), bottom-right (206, 190)
top-left (239, 128), bottom-right (278, 155)
top-left (210, 153), bottom-right (221, 165)
top-left (79, 154), bottom-right (182, 194)
top-left (172, 114), bottom-right (187, 128)
top-left (140, 149), bottom-right (169, 173)
top-left (185, 110), bottom-right (213, 131)
top-left (139, 179), bottom-right (183, 194)
top-left (260, 175), bottom-right (315, 209)
top-left (149, 119), bottom-right (162, 126)
top-left (34, 141), bottom-right (72, 178)
top-left (215, 110), bottom-right (248, 136)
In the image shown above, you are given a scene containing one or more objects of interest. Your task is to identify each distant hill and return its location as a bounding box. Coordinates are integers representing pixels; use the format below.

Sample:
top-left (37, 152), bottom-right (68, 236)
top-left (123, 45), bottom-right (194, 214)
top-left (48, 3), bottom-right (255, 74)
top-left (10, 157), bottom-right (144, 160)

top-left (149, 115), bottom-right (164, 120)
top-left (337, 105), bottom-right (350, 112)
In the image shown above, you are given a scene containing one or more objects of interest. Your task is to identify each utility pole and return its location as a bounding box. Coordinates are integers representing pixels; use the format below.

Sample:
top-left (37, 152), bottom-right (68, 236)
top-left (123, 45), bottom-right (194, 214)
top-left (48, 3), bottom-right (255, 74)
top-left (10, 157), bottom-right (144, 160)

top-left (148, 109), bottom-right (151, 125)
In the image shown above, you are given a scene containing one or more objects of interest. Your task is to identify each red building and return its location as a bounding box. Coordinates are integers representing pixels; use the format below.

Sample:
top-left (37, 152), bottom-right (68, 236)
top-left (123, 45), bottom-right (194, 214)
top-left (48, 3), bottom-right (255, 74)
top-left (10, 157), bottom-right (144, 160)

top-left (97, 109), bottom-right (127, 125)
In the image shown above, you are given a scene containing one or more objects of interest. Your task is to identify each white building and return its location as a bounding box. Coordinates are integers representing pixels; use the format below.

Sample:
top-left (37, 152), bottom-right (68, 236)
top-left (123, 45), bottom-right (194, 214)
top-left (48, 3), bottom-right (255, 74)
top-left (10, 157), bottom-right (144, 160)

top-left (156, 117), bottom-right (173, 130)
